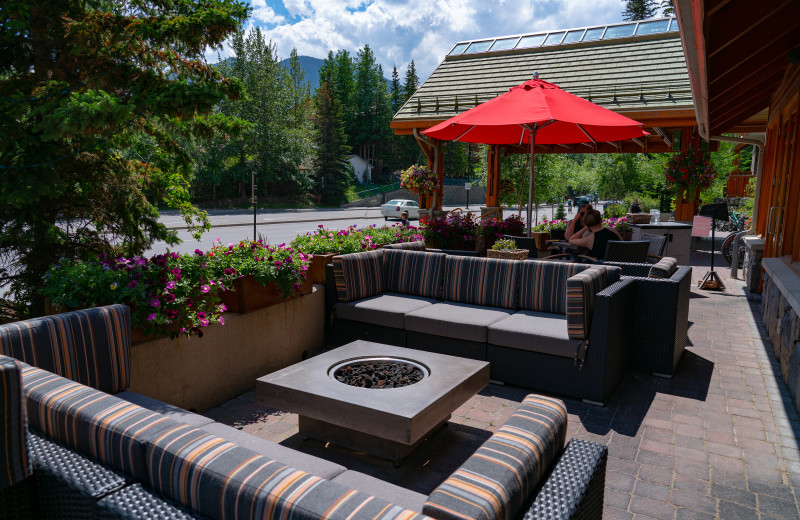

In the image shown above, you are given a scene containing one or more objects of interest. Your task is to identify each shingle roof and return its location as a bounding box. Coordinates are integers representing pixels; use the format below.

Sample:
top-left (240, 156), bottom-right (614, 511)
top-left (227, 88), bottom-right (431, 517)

top-left (393, 29), bottom-right (691, 125)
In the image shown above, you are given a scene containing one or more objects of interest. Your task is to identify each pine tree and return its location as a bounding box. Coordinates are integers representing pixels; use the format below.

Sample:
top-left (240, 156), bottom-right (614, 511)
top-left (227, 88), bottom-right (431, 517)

top-left (659, 0), bottom-right (674, 16)
top-left (390, 65), bottom-right (402, 114)
top-left (287, 47), bottom-right (311, 127)
top-left (403, 61), bottom-right (420, 101)
top-left (313, 70), bottom-right (353, 205)
top-left (622, 0), bottom-right (658, 21)
top-left (0, 0), bottom-right (248, 307)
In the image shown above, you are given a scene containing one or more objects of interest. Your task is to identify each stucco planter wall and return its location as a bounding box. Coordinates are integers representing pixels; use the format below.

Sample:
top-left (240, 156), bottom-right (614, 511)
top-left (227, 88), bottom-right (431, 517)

top-left (128, 285), bottom-right (324, 413)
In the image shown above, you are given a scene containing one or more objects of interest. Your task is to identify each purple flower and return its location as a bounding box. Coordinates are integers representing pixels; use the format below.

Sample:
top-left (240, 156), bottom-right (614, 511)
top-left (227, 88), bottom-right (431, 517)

top-left (224, 268), bottom-right (237, 275)
top-left (195, 249), bottom-right (203, 256)
top-left (274, 261), bottom-right (282, 267)
top-left (150, 299), bottom-right (160, 307)
top-left (165, 281), bottom-right (176, 289)
top-left (166, 310), bottom-right (178, 319)
top-left (147, 313), bottom-right (156, 321)
top-left (128, 280), bottom-right (138, 288)
top-left (201, 285), bottom-right (210, 293)
top-left (164, 293), bottom-right (176, 303)
top-left (200, 319), bottom-right (210, 327)
top-left (219, 317), bottom-right (225, 326)
top-left (196, 311), bottom-right (207, 319)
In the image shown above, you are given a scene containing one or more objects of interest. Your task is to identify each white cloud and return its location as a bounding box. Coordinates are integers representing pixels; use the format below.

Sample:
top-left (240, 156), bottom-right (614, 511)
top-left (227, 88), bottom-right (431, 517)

top-left (210, 0), bottom-right (627, 80)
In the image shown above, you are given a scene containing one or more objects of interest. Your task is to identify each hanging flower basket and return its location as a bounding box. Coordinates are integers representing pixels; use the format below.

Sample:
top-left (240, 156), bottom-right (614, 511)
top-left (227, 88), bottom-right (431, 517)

top-left (401, 165), bottom-right (438, 194)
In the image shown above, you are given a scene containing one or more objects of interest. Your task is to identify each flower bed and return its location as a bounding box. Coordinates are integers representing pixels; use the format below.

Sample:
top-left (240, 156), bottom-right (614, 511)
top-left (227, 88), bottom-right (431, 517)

top-left (42, 240), bottom-right (311, 339)
top-left (291, 224), bottom-right (422, 255)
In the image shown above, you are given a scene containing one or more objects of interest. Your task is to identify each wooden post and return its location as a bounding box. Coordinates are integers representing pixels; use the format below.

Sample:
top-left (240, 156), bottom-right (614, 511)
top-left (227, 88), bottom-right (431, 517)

top-left (486, 145), bottom-right (501, 207)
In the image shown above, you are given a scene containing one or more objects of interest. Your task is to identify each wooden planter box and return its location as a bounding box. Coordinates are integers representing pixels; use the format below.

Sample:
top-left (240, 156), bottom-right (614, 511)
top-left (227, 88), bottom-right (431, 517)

top-left (487, 249), bottom-right (528, 260)
top-left (221, 276), bottom-right (293, 314)
top-left (309, 252), bottom-right (338, 284)
top-left (530, 231), bottom-right (551, 250)
top-left (626, 213), bottom-right (652, 224)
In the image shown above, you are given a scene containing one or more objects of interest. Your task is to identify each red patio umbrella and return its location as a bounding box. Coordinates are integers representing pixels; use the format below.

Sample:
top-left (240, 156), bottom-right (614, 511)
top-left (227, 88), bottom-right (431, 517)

top-left (422, 76), bottom-right (649, 235)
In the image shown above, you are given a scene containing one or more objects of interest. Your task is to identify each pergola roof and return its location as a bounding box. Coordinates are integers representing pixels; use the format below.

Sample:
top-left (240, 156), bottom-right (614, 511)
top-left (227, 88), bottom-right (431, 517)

top-left (392, 18), bottom-right (698, 146)
top-left (674, 0), bottom-right (799, 137)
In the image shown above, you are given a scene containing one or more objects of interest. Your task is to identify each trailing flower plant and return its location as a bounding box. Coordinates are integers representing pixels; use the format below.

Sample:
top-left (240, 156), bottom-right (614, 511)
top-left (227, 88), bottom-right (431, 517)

top-left (604, 217), bottom-right (631, 233)
top-left (205, 240), bottom-right (310, 298)
top-left (42, 253), bottom-right (229, 339)
top-left (290, 224), bottom-right (422, 255)
top-left (479, 214), bottom-right (525, 237)
top-left (664, 150), bottom-right (717, 193)
top-left (400, 165), bottom-right (438, 194)
top-left (422, 213), bottom-right (478, 250)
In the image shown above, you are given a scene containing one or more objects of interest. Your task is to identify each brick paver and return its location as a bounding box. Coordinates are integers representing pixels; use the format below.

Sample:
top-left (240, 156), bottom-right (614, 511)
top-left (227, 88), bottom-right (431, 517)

top-left (206, 249), bottom-right (800, 519)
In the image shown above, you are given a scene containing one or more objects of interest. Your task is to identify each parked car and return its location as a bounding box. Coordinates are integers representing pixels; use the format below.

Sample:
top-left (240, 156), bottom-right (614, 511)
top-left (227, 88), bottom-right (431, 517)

top-left (380, 199), bottom-right (419, 220)
top-left (574, 196), bottom-right (592, 209)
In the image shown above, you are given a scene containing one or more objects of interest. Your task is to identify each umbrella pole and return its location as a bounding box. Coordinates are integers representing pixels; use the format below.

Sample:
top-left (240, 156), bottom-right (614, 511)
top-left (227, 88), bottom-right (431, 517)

top-left (526, 128), bottom-right (536, 236)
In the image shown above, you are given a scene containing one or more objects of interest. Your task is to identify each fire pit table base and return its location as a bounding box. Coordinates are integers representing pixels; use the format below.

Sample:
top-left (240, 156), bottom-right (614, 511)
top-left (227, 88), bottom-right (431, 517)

top-left (299, 415), bottom-right (450, 464)
top-left (257, 341), bottom-right (489, 463)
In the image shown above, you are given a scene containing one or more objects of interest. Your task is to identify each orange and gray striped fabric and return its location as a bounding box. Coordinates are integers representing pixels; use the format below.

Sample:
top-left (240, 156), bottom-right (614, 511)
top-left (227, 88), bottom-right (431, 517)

top-left (0, 355), bottom-right (31, 491)
top-left (382, 241), bottom-right (426, 251)
top-left (333, 250), bottom-right (385, 302)
top-left (423, 394), bottom-right (567, 520)
top-left (518, 261), bottom-right (595, 314)
top-left (20, 363), bottom-right (178, 482)
top-left (649, 257), bottom-right (678, 279)
top-left (383, 250), bottom-right (446, 299)
top-left (147, 424), bottom-right (430, 520)
top-left (565, 267), bottom-right (608, 340)
top-left (0, 304), bottom-right (130, 394)
top-left (442, 256), bottom-right (519, 309)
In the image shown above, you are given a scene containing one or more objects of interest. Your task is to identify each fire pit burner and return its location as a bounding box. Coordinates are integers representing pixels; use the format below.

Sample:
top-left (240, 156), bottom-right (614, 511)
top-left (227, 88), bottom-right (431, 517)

top-left (329, 357), bottom-right (429, 389)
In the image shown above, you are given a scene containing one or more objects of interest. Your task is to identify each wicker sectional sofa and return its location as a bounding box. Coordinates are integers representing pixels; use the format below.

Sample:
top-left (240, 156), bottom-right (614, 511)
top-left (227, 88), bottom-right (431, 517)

top-left (330, 249), bottom-right (635, 405)
top-left (0, 305), bottom-right (607, 520)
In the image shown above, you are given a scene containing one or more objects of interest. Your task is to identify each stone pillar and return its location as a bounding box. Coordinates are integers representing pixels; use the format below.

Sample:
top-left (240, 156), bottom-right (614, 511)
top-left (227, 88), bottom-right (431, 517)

top-left (743, 237), bottom-right (764, 293)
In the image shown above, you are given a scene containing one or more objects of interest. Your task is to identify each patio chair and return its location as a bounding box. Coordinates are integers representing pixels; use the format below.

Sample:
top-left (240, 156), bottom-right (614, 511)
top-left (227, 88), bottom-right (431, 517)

top-left (641, 233), bottom-right (667, 263)
top-left (604, 240), bottom-right (649, 263)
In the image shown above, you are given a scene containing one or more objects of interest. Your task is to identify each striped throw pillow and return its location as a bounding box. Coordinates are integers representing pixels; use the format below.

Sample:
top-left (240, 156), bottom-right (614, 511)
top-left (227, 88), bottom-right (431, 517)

top-left (442, 256), bottom-right (519, 309)
top-left (424, 394), bottom-right (567, 520)
top-left (383, 250), bottom-right (445, 298)
top-left (565, 267), bottom-right (608, 340)
top-left (649, 257), bottom-right (678, 279)
top-left (0, 304), bottom-right (130, 394)
top-left (332, 250), bottom-right (385, 302)
top-left (0, 356), bottom-right (31, 490)
top-left (518, 261), bottom-right (594, 314)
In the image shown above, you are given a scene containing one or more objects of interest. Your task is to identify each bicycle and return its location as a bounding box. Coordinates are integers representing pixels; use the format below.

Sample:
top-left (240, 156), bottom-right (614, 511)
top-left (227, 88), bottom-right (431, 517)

top-left (720, 231), bottom-right (747, 267)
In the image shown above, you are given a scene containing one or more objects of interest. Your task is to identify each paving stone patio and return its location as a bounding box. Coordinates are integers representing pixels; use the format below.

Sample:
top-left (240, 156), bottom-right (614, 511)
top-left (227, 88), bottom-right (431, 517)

top-left (205, 247), bottom-right (800, 519)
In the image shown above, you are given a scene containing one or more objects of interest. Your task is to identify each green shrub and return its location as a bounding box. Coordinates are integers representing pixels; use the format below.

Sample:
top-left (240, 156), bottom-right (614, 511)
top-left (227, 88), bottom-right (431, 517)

top-left (492, 238), bottom-right (518, 250)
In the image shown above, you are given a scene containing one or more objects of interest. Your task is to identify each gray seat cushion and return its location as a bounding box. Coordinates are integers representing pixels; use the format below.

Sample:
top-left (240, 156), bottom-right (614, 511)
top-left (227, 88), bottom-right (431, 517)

top-left (335, 293), bottom-right (439, 329)
top-left (405, 302), bottom-right (514, 342)
top-left (116, 390), bottom-right (214, 427)
top-left (331, 470), bottom-right (427, 512)
top-left (199, 422), bottom-right (346, 480)
top-left (487, 310), bottom-right (575, 358)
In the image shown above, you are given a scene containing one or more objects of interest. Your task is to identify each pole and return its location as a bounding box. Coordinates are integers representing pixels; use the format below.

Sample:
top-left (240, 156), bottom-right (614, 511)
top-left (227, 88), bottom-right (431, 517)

top-left (526, 125), bottom-right (536, 237)
top-left (252, 171), bottom-right (257, 241)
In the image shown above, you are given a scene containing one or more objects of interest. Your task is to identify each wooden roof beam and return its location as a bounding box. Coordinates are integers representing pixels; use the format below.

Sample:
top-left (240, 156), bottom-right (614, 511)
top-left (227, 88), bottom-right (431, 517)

top-left (709, 70), bottom-right (784, 121)
top-left (654, 127), bottom-right (672, 147)
top-left (711, 94), bottom-right (775, 135)
top-left (707, 0), bottom-right (796, 58)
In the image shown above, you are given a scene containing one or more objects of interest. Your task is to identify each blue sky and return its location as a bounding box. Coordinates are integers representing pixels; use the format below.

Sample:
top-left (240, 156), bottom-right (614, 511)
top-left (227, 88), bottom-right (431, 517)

top-left (210, 1), bottom-right (663, 81)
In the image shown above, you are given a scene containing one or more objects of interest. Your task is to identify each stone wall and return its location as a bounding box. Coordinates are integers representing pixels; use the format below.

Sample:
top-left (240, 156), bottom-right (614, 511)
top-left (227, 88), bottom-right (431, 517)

top-left (762, 269), bottom-right (800, 413)
top-left (343, 185), bottom-right (487, 208)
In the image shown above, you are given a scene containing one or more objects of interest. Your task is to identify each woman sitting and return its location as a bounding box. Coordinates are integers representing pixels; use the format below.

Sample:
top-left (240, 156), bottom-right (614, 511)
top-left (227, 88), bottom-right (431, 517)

top-left (568, 209), bottom-right (622, 260)
top-left (564, 203), bottom-right (593, 239)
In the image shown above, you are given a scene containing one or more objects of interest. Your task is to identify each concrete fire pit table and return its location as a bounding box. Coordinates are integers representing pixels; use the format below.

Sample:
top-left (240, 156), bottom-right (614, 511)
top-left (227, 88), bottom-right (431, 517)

top-left (256, 340), bottom-right (489, 464)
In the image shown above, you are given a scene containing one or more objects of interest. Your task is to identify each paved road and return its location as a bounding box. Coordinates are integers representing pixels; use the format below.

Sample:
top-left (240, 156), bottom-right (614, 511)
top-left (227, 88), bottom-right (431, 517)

top-left (146, 205), bottom-right (560, 256)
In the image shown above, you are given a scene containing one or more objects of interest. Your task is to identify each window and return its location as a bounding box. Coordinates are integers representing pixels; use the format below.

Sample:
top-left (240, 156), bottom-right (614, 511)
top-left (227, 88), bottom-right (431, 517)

top-left (516, 34), bottom-right (546, 48)
top-left (635, 20), bottom-right (670, 35)
top-left (465, 40), bottom-right (492, 53)
top-left (583, 27), bottom-right (605, 41)
top-left (449, 43), bottom-right (469, 55)
top-left (603, 24), bottom-right (636, 39)
top-left (543, 32), bottom-right (566, 46)
top-left (562, 30), bottom-right (585, 44)
top-left (489, 38), bottom-right (519, 51)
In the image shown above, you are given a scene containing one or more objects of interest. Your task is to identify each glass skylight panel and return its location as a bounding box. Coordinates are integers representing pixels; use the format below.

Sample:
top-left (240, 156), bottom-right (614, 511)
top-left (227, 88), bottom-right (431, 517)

top-left (636, 19), bottom-right (670, 35)
top-left (516, 34), bottom-right (546, 48)
top-left (583, 27), bottom-right (605, 41)
top-left (465, 40), bottom-right (493, 53)
top-left (490, 37), bottom-right (519, 51)
top-left (668, 18), bottom-right (679, 31)
top-left (449, 43), bottom-right (469, 55)
top-left (543, 32), bottom-right (566, 45)
top-left (603, 23), bottom-right (636, 39)
top-left (562, 30), bottom-right (585, 44)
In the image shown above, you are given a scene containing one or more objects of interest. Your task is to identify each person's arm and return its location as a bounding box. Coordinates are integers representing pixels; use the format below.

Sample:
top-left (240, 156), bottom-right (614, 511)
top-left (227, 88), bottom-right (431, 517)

top-left (569, 225), bottom-right (593, 247)
top-left (564, 213), bottom-right (581, 239)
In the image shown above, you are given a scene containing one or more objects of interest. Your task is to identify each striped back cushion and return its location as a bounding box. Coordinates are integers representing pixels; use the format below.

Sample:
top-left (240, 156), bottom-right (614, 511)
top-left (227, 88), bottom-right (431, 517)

top-left (0, 304), bottom-right (130, 394)
top-left (518, 261), bottom-right (595, 314)
top-left (443, 256), bottom-right (519, 309)
top-left (21, 364), bottom-right (177, 482)
top-left (649, 257), bottom-right (678, 279)
top-left (147, 425), bottom-right (428, 520)
top-left (0, 356), bottom-right (31, 490)
top-left (383, 250), bottom-right (445, 298)
top-left (566, 267), bottom-right (609, 340)
top-left (332, 250), bottom-right (384, 302)
top-left (424, 394), bottom-right (567, 520)
top-left (382, 241), bottom-right (426, 251)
